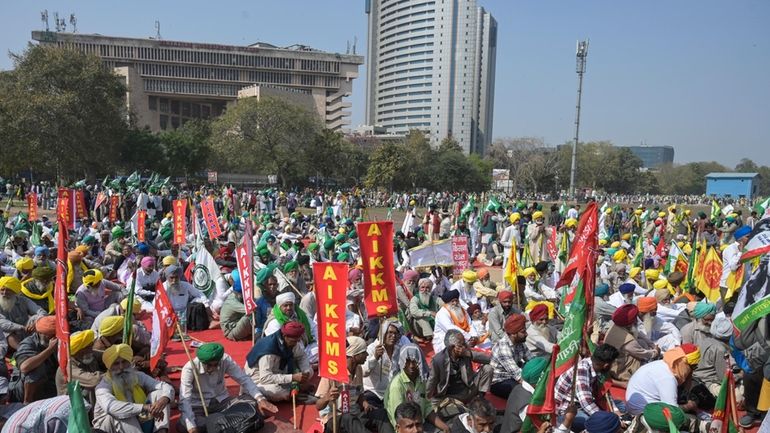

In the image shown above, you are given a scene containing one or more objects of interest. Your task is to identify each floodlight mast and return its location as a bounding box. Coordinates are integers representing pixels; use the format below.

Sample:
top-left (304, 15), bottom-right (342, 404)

top-left (569, 39), bottom-right (589, 198)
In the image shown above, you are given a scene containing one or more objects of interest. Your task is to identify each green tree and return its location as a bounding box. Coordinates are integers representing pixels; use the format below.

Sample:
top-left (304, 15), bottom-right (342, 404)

top-left (364, 141), bottom-right (413, 190)
top-left (0, 44), bottom-right (127, 181)
top-left (306, 129), bottom-right (347, 185)
top-left (118, 127), bottom-right (167, 173)
top-left (158, 119), bottom-right (211, 179)
top-left (209, 97), bottom-right (319, 186)
top-left (438, 136), bottom-right (463, 153)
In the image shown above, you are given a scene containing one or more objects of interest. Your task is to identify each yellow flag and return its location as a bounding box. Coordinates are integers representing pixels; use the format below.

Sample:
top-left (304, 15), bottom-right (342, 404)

top-left (504, 239), bottom-right (520, 289)
top-left (725, 263), bottom-right (744, 301)
top-left (696, 247), bottom-right (723, 302)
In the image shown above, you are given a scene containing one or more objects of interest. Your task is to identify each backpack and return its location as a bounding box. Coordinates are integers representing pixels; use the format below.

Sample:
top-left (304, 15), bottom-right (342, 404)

top-left (186, 301), bottom-right (210, 331)
top-left (205, 395), bottom-right (264, 433)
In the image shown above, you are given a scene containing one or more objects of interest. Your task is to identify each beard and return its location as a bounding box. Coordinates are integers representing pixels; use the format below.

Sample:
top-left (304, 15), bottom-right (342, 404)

top-left (642, 315), bottom-right (655, 335)
top-left (419, 293), bottom-right (431, 305)
top-left (628, 326), bottom-right (639, 338)
top-left (168, 281), bottom-right (181, 295)
top-left (0, 295), bottom-right (17, 312)
top-left (111, 369), bottom-right (139, 401)
top-left (448, 304), bottom-right (465, 318)
top-left (78, 353), bottom-right (96, 365)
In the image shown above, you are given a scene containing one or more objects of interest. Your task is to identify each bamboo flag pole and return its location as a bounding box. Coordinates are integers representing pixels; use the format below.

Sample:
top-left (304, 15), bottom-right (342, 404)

top-left (177, 322), bottom-right (209, 417)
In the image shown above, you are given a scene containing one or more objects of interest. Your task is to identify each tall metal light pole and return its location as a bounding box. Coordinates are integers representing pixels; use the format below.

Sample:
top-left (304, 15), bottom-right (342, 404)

top-left (569, 39), bottom-right (589, 198)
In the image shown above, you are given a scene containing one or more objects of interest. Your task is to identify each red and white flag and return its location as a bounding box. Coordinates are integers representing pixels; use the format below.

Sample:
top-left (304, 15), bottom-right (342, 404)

top-left (150, 279), bottom-right (177, 371)
top-left (236, 222), bottom-right (256, 314)
top-left (54, 219), bottom-right (70, 380)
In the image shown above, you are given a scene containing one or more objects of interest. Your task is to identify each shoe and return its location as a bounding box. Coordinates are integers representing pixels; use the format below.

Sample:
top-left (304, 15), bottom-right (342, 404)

top-left (739, 414), bottom-right (759, 428)
top-left (295, 393), bottom-right (318, 404)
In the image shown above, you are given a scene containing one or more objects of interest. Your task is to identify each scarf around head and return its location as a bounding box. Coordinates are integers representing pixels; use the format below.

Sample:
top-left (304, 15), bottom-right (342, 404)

top-left (20, 279), bottom-right (54, 313)
top-left (106, 371), bottom-right (147, 404)
top-left (272, 303), bottom-right (314, 344)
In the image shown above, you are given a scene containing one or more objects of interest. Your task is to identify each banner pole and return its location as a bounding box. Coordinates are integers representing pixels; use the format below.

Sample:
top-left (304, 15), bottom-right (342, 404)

top-left (176, 322), bottom-right (209, 417)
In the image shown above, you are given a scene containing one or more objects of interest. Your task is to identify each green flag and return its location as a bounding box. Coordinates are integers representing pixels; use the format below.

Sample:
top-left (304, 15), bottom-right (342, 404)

top-left (461, 198), bottom-right (476, 215)
top-left (710, 200), bottom-right (721, 222)
top-left (632, 236), bottom-right (644, 268)
top-left (122, 268), bottom-right (137, 344)
top-left (559, 201), bottom-right (568, 217)
top-left (554, 279), bottom-right (588, 375)
top-left (485, 196), bottom-right (501, 212)
top-left (522, 347), bottom-right (559, 433)
top-left (67, 381), bottom-right (91, 433)
top-left (712, 372), bottom-right (739, 433)
top-left (0, 227), bottom-right (8, 249)
top-left (126, 171), bottom-right (141, 188)
top-left (755, 197), bottom-right (770, 217)
top-left (684, 242), bottom-right (699, 291)
top-left (30, 222), bottom-right (43, 247)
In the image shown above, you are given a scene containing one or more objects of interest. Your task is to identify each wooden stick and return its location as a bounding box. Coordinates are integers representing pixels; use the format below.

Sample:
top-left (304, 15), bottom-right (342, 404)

top-left (176, 322), bottom-right (209, 417)
top-left (292, 390), bottom-right (297, 430)
top-left (332, 396), bottom-right (338, 433)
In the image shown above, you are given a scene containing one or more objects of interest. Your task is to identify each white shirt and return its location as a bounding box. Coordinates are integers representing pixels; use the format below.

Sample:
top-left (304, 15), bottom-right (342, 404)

top-left (432, 306), bottom-right (479, 353)
top-left (625, 360), bottom-right (679, 416)
top-left (164, 281), bottom-right (209, 314)
top-left (720, 242), bottom-right (742, 287)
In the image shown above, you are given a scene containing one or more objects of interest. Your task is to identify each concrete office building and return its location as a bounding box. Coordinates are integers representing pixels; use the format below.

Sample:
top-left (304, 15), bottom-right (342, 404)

top-left (32, 31), bottom-right (364, 131)
top-left (621, 145), bottom-right (675, 169)
top-left (365, 0), bottom-right (497, 154)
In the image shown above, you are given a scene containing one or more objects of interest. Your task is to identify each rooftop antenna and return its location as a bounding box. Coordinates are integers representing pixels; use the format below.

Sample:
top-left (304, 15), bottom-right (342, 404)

top-left (54, 12), bottom-right (66, 32)
top-left (69, 14), bottom-right (77, 33)
top-left (346, 40), bottom-right (350, 54)
top-left (353, 36), bottom-right (357, 55)
top-left (155, 20), bottom-right (161, 40)
top-left (41, 10), bottom-right (49, 32)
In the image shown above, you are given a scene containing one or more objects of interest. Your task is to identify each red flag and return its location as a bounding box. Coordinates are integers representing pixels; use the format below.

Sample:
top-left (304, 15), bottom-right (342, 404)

top-left (93, 192), bottom-right (107, 211)
top-left (150, 279), bottom-right (178, 371)
top-left (54, 219), bottom-right (70, 380)
top-left (546, 227), bottom-right (559, 261)
top-left (74, 190), bottom-right (87, 219)
top-left (27, 193), bottom-right (38, 221)
top-left (109, 195), bottom-right (120, 224)
top-left (57, 188), bottom-right (74, 230)
top-left (656, 232), bottom-right (667, 258)
top-left (173, 199), bottom-right (187, 245)
top-left (525, 344), bottom-right (560, 428)
top-left (314, 262), bottom-right (349, 384)
top-left (557, 202), bottom-right (599, 304)
top-left (201, 199), bottom-right (222, 240)
top-left (137, 210), bottom-right (147, 242)
top-left (237, 223), bottom-right (256, 314)
top-left (357, 221), bottom-right (398, 318)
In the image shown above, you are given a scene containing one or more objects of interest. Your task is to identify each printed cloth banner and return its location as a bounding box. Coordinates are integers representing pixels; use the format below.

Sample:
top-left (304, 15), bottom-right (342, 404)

top-left (201, 199), bottom-right (222, 240)
top-left (55, 219), bottom-right (70, 380)
top-left (314, 262), bottom-right (349, 384)
top-left (173, 199), bottom-right (187, 245)
top-left (137, 210), bottom-right (147, 242)
top-left (408, 239), bottom-right (453, 268)
top-left (109, 195), bottom-right (120, 224)
top-left (57, 188), bottom-right (74, 229)
top-left (358, 221), bottom-right (398, 318)
top-left (451, 236), bottom-right (470, 277)
top-left (237, 223), bottom-right (257, 314)
top-left (27, 193), bottom-right (38, 221)
top-left (75, 190), bottom-right (87, 219)
top-left (150, 279), bottom-right (177, 370)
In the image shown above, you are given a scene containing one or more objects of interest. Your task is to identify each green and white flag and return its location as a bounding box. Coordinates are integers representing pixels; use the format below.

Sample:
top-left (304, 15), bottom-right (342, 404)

top-left (755, 197), bottom-right (770, 217)
top-left (732, 257), bottom-right (770, 332)
top-left (711, 200), bottom-right (721, 222)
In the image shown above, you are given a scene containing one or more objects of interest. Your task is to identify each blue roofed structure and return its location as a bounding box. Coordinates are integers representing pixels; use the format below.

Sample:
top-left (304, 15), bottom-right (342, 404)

top-left (705, 172), bottom-right (759, 199)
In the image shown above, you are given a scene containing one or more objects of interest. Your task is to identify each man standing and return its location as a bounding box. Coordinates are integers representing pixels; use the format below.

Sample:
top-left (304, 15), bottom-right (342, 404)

top-left (720, 225), bottom-right (750, 300)
top-left (93, 344), bottom-right (174, 433)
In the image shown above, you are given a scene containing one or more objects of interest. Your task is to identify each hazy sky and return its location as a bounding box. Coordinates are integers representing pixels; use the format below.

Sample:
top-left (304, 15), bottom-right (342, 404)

top-left (2, 1), bottom-right (768, 166)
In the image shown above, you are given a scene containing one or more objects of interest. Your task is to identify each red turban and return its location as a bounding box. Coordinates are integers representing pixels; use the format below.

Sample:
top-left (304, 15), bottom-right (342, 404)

top-left (612, 304), bottom-right (639, 327)
top-left (498, 290), bottom-right (514, 302)
top-left (637, 297), bottom-right (658, 314)
top-left (35, 316), bottom-right (57, 337)
top-left (529, 304), bottom-right (549, 322)
top-left (504, 314), bottom-right (526, 334)
top-left (476, 268), bottom-right (489, 279)
top-left (467, 303), bottom-right (481, 317)
top-left (281, 321), bottom-right (305, 338)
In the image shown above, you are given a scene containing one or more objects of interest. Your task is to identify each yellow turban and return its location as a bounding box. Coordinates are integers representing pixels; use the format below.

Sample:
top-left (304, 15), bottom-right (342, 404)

top-left (599, 239), bottom-right (608, 246)
top-left (605, 208), bottom-right (613, 215)
top-left (565, 218), bottom-right (577, 228)
top-left (15, 257), bottom-right (34, 272)
top-left (621, 233), bottom-right (631, 241)
top-left (645, 269), bottom-right (660, 281)
top-left (462, 270), bottom-right (477, 283)
top-left (720, 244), bottom-right (729, 252)
top-left (120, 298), bottom-right (142, 312)
top-left (99, 316), bottom-right (124, 337)
top-left (629, 267), bottom-right (641, 279)
top-left (102, 343), bottom-right (133, 369)
top-left (0, 276), bottom-right (22, 294)
top-left (532, 211), bottom-right (544, 220)
top-left (676, 241), bottom-right (684, 248)
top-left (613, 250), bottom-right (627, 263)
top-left (658, 211), bottom-right (666, 218)
top-left (509, 213), bottom-right (521, 224)
top-left (75, 245), bottom-right (90, 255)
top-left (634, 209), bottom-right (643, 215)
top-left (653, 279), bottom-right (669, 290)
top-left (70, 330), bottom-right (95, 355)
top-left (610, 241), bottom-right (621, 249)
top-left (683, 244), bottom-right (693, 255)
top-left (522, 267), bottom-right (537, 278)
top-left (162, 256), bottom-right (178, 266)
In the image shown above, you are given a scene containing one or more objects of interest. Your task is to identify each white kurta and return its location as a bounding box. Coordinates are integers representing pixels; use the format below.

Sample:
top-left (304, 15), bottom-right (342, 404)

top-left (432, 306), bottom-right (479, 353)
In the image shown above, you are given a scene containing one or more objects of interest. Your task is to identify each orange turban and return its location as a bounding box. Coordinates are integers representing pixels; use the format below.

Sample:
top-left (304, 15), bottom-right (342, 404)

top-left (35, 316), bottom-right (57, 337)
top-left (68, 251), bottom-right (83, 262)
top-left (476, 268), bottom-right (489, 279)
top-left (637, 297), bottom-right (658, 314)
top-left (504, 314), bottom-right (526, 334)
top-left (498, 290), bottom-right (514, 302)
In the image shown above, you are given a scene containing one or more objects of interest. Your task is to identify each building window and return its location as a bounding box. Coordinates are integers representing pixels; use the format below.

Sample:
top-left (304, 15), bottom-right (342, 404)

top-left (159, 114), bottom-right (168, 130)
top-left (159, 98), bottom-right (169, 113)
top-left (171, 116), bottom-right (180, 129)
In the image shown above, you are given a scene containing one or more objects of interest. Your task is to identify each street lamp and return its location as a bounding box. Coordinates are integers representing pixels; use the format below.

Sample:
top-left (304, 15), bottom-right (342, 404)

top-left (569, 39), bottom-right (589, 198)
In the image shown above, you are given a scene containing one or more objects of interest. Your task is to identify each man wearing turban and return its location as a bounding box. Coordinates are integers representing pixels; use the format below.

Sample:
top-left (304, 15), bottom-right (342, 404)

top-left (0, 275), bottom-right (46, 350)
top-left (692, 315), bottom-right (734, 397)
top-left (527, 210), bottom-right (552, 263)
top-left (408, 278), bottom-right (441, 342)
top-left (487, 289), bottom-right (519, 344)
top-left (681, 301), bottom-right (716, 347)
top-left (9, 315), bottom-right (58, 402)
top-left (91, 298), bottom-right (149, 346)
top-left (245, 321), bottom-right (314, 402)
top-left (427, 329), bottom-right (493, 415)
top-left (252, 263), bottom-right (279, 337)
top-left (219, 269), bottom-right (256, 342)
top-left (54, 329), bottom-right (102, 399)
top-left (500, 356), bottom-right (551, 433)
top-left (625, 344), bottom-right (701, 416)
top-left (263, 291), bottom-right (318, 364)
top-left (93, 315), bottom-right (152, 372)
top-left (20, 265), bottom-right (55, 313)
top-left (450, 270), bottom-right (484, 311)
top-left (75, 268), bottom-right (126, 326)
top-left (490, 314), bottom-right (532, 398)
top-left (603, 304), bottom-right (659, 384)
top-left (607, 282), bottom-right (638, 308)
top-left (636, 297), bottom-right (681, 352)
top-left (93, 343), bottom-right (175, 433)
top-left (126, 255), bottom-right (160, 309)
top-left (181, 343), bottom-right (277, 433)
top-left (432, 289), bottom-right (480, 353)
top-left (526, 304), bottom-right (558, 357)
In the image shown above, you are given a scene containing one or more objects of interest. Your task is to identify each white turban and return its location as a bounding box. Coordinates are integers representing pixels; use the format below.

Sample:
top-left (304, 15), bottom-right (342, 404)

top-left (709, 314), bottom-right (733, 339)
top-left (276, 292), bottom-right (295, 306)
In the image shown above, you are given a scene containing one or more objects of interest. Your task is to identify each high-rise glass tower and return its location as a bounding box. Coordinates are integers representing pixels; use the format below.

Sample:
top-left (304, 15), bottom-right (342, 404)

top-left (365, 0), bottom-right (497, 154)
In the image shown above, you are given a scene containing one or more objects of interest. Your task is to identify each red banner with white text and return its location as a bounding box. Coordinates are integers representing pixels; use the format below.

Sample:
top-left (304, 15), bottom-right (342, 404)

top-left (357, 221), bottom-right (398, 318)
top-left (314, 262), bottom-right (349, 384)
top-left (201, 199), bottom-right (222, 240)
top-left (75, 190), bottom-right (87, 219)
top-left (109, 195), bottom-right (120, 224)
top-left (236, 223), bottom-right (256, 314)
top-left (55, 219), bottom-right (70, 380)
top-left (57, 188), bottom-right (74, 230)
top-left (137, 210), bottom-right (147, 242)
top-left (150, 279), bottom-right (177, 371)
top-left (27, 193), bottom-right (38, 221)
top-left (173, 199), bottom-right (187, 245)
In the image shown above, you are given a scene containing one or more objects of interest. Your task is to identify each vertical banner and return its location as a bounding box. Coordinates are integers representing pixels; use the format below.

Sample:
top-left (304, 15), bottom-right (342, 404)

top-left (150, 279), bottom-right (178, 370)
top-left (56, 188), bottom-right (74, 230)
top-left (236, 223), bottom-right (256, 314)
top-left (137, 210), bottom-right (147, 242)
top-left (27, 192), bottom-right (38, 221)
top-left (546, 227), bottom-right (559, 261)
top-left (93, 191), bottom-right (107, 212)
top-left (109, 195), bottom-right (120, 224)
top-left (314, 262), bottom-right (349, 384)
top-left (201, 198), bottom-right (222, 240)
top-left (74, 190), bottom-right (87, 220)
top-left (54, 219), bottom-right (70, 380)
top-left (451, 235), bottom-right (470, 277)
top-left (357, 221), bottom-right (398, 318)
top-left (172, 199), bottom-right (187, 245)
